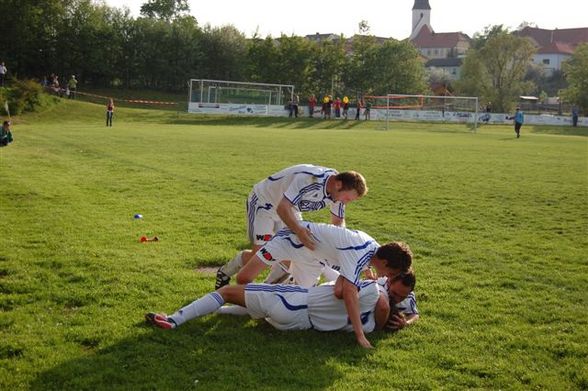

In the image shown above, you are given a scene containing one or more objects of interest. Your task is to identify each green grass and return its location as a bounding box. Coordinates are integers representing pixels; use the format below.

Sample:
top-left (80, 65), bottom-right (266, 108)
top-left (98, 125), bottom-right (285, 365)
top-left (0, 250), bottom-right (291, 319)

top-left (1, 99), bottom-right (587, 390)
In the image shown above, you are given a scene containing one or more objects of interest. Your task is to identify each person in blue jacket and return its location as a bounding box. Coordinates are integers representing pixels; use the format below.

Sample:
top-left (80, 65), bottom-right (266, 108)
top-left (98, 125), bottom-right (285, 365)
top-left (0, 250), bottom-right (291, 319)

top-left (507, 107), bottom-right (524, 138)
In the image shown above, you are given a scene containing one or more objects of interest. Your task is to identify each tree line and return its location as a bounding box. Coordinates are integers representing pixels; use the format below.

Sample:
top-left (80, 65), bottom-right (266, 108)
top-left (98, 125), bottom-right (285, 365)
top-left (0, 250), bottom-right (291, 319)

top-left (1, 0), bottom-right (586, 113)
top-left (0, 0), bottom-right (426, 99)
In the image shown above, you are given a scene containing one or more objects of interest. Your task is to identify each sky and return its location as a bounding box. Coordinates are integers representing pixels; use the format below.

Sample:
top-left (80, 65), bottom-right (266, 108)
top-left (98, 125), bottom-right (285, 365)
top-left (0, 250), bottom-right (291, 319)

top-left (102, 0), bottom-right (587, 39)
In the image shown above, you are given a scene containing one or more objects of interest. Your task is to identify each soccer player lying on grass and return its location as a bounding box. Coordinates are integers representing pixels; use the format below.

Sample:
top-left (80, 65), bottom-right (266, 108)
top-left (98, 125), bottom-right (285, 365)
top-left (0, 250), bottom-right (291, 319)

top-left (233, 222), bottom-right (413, 348)
top-left (216, 164), bottom-right (368, 289)
top-left (237, 221), bottom-right (412, 348)
top-left (147, 224), bottom-right (413, 348)
top-left (145, 270), bottom-right (417, 343)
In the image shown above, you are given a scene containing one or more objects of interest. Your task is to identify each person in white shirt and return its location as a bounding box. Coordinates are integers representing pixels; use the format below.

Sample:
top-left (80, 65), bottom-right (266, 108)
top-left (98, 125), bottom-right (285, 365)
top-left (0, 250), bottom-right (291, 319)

top-left (0, 62), bottom-right (7, 87)
top-left (215, 164), bottom-right (368, 289)
top-left (145, 270), bottom-right (418, 342)
top-left (234, 222), bottom-right (413, 348)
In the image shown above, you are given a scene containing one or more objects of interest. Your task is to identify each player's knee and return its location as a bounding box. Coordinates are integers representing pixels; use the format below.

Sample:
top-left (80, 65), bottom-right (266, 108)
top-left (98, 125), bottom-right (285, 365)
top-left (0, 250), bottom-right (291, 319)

top-left (236, 272), bottom-right (252, 285)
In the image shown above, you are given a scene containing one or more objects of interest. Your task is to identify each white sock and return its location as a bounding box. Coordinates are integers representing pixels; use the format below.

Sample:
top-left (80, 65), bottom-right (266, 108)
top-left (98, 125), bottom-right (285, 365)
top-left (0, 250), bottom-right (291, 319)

top-left (169, 292), bottom-right (224, 326)
top-left (216, 305), bottom-right (249, 316)
top-left (219, 251), bottom-right (245, 276)
top-left (264, 262), bottom-right (290, 284)
top-left (321, 265), bottom-right (341, 282)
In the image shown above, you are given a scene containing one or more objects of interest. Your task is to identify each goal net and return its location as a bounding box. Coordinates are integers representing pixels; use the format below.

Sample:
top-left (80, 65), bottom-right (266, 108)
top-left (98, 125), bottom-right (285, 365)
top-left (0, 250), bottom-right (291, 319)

top-left (188, 79), bottom-right (295, 116)
top-left (363, 94), bottom-right (479, 129)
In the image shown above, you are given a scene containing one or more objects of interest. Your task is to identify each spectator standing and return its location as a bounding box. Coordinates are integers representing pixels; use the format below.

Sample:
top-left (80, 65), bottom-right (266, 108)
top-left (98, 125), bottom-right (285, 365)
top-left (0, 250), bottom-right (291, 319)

top-left (342, 96), bottom-right (349, 119)
top-left (106, 98), bottom-right (114, 127)
top-left (364, 99), bottom-right (371, 120)
top-left (572, 106), bottom-right (579, 127)
top-left (67, 75), bottom-right (77, 99)
top-left (308, 94), bottom-right (317, 118)
top-left (0, 62), bottom-right (7, 87)
top-left (326, 95), bottom-right (332, 119)
top-left (355, 97), bottom-right (363, 120)
top-left (334, 97), bottom-right (341, 118)
top-left (322, 95), bottom-right (331, 119)
top-left (291, 95), bottom-right (299, 118)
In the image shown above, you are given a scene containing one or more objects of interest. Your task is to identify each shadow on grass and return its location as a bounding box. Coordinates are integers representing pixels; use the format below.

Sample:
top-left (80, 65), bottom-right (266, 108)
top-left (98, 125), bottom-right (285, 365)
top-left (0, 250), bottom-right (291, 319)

top-left (528, 125), bottom-right (588, 137)
top-left (31, 315), bottom-right (380, 390)
top-left (165, 114), bottom-right (369, 130)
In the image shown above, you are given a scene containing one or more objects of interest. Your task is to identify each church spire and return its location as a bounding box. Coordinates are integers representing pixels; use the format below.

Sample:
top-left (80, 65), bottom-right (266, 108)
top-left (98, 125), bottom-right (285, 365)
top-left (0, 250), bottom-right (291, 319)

top-left (410, 0), bottom-right (432, 39)
top-left (412, 0), bottom-right (431, 10)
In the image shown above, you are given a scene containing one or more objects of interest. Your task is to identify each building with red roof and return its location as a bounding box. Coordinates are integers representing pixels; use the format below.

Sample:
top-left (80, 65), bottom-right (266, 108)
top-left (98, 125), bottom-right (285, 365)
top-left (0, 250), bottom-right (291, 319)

top-left (515, 27), bottom-right (588, 75)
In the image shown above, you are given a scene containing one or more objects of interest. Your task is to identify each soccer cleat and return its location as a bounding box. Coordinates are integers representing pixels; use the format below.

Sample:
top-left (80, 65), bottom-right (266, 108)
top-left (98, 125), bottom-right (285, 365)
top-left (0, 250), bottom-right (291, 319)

top-left (145, 312), bottom-right (176, 329)
top-left (215, 268), bottom-right (231, 290)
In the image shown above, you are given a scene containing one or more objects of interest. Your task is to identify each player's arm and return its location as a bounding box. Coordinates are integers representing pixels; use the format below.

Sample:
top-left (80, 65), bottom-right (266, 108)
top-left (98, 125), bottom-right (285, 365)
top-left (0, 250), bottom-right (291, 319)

top-left (339, 276), bottom-right (373, 349)
top-left (388, 313), bottom-right (419, 330)
top-left (276, 197), bottom-right (316, 250)
top-left (405, 314), bottom-right (419, 325)
top-left (330, 214), bottom-right (345, 227)
top-left (374, 293), bottom-right (391, 331)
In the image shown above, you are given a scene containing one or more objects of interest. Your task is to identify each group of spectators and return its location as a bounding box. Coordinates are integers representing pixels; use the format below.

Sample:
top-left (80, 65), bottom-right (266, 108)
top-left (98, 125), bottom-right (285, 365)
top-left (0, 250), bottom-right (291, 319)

top-left (42, 73), bottom-right (77, 99)
top-left (289, 94), bottom-right (372, 120)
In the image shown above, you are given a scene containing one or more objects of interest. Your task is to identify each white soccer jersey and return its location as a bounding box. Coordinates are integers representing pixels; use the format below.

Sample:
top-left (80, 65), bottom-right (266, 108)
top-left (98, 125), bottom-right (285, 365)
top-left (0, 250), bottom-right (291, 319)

top-left (308, 280), bottom-right (385, 333)
top-left (244, 281), bottom-right (385, 332)
top-left (395, 291), bottom-right (419, 315)
top-left (252, 164), bottom-right (345, 218)
top-left (257, 222), bottom-right (380, 287)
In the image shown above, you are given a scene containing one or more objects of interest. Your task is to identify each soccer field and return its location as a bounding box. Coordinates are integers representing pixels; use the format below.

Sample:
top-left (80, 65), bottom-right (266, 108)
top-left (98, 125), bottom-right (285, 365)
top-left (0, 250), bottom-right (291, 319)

top-left (1, 100), bottom-right (587, 389)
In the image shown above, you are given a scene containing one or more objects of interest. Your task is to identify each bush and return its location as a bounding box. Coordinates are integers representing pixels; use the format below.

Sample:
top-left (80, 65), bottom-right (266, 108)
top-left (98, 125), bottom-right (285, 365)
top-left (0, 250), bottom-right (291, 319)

top-left (0, 79), bottom-right (56, 116)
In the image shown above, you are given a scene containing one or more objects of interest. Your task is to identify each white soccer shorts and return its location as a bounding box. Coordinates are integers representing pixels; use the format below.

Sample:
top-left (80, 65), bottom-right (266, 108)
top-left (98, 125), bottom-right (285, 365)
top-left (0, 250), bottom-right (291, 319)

top-left (256, 234), bottom-right (322, 288)
top-left (247, 191), bottom-right (302, 246)
top-left (244, 284), bottom-right (312, 330)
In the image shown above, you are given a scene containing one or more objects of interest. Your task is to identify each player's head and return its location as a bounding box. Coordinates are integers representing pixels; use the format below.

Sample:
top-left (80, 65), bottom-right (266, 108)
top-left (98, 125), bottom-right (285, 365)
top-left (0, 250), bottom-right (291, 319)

top-left (387, 268), bottom-right (416, 304)
top-left (374, 241), bottom-right (413, 277)
top-left (330, 171), bottom-right (368, 203)
top-left (3, 120), bottom-right (10, 129)
top-left (516, 107), bottom-right (520, 111)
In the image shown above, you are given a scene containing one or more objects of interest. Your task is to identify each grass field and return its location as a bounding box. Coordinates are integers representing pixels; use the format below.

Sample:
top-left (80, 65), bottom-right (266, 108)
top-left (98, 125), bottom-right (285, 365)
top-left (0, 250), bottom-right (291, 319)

top-left (1, 99), bottom-right (587, 390)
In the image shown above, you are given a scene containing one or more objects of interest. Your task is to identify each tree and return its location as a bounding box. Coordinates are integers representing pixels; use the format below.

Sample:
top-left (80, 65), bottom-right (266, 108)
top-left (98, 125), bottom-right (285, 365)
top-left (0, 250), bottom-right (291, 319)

top-left (343, 36), bottom-right (427, 98)
top-left (371, 40), bottom-right (428, 95)
top-left (471, 25), bottom-right (509, 50)
top-left (140, 0), bottom-right (189, 20)
top-left (456, 32), bottom-right (536, 112)
top-left (199, 25), bottom-right (247, 81)
top-left (344, 34), bottom-right (378, 97)
top-left (428, 68), bottom-right (454, 95)
top-left (306, 37), bottom-right (346, 97)
top-left (0, 0), bottom-right (66, 77)
top-left (358, 20), bottom-right (370, 34)
top-left (245, 35), bottom-right (279, 83)
top-left (562, 44), bottom-right (588, 115)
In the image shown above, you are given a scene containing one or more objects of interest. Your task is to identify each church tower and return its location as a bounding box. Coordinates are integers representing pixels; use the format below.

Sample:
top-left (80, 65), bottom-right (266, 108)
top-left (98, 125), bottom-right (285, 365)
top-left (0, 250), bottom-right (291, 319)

top-left (410, 0), bottom-right (432, 39)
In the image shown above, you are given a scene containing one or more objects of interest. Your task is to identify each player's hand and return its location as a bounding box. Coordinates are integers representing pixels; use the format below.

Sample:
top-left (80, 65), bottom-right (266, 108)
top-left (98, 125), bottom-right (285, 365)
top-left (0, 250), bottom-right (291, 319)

top-left (296, 227), bottom-right (317, 250)
top-left (387, 314), bottom-right (407, 330)
top-left (356, 335), bottom-right (374, 349)
top-left (363, 267), bottom-right (377, 280)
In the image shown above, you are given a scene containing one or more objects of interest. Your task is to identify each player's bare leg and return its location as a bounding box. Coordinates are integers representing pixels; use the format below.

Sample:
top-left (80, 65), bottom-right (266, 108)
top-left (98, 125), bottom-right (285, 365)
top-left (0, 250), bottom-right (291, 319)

top-left (216, 245), bottom-right (261, 289)
top-left (236, 255), bottom-right (268, 285)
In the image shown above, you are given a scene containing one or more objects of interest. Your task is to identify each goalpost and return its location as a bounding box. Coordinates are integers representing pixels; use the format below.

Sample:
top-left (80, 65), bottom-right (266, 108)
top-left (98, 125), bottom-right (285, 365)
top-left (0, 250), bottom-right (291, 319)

top-left (188, 79), bottom-right (295, 116)
top-left (363, 94), bottom-right (479, 130)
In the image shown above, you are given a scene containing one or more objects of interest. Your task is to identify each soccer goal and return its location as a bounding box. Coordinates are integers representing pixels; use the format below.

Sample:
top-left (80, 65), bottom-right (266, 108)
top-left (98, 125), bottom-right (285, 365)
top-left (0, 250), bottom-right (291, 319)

top-left (364, 94), bottom-right (480, 130)
top-left (188, 79), bottom-right (295, 116)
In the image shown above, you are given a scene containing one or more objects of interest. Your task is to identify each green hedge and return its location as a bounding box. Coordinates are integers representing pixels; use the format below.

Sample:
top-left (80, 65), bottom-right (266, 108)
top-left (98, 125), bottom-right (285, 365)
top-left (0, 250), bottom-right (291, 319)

top-left (0, 79), bottom-right (58, 116)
